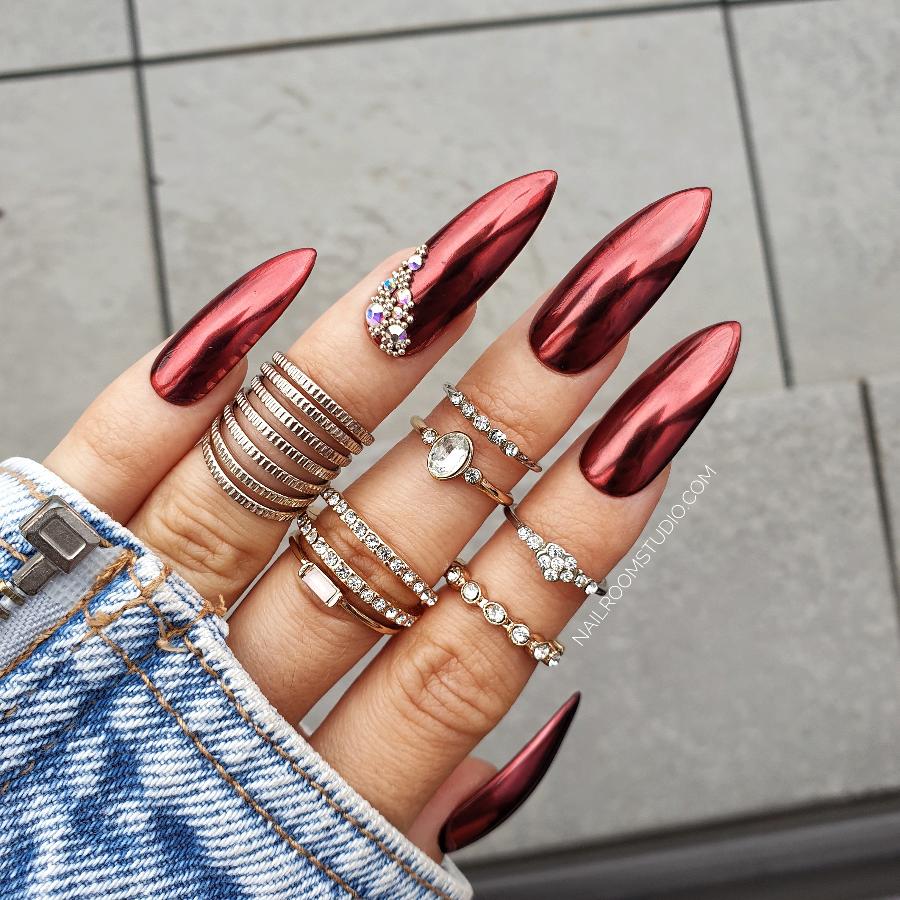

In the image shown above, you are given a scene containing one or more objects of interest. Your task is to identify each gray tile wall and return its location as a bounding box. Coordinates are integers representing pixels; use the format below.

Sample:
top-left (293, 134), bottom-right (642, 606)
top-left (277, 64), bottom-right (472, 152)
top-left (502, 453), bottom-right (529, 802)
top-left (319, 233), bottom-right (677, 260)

top-left (1, 0), bottom-right (897, 870)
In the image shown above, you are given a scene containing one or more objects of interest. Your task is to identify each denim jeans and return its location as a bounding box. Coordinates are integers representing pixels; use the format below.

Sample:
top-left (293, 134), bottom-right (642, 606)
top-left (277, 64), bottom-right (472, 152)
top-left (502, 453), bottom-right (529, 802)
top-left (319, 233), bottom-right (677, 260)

top-left (0, 458), bottom-right (472, 900)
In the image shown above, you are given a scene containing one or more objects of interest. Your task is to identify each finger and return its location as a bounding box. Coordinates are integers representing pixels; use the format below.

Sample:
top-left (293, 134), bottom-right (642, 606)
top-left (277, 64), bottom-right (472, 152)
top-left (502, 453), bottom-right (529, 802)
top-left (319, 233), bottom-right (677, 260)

top-left (128, 172), bottom-right (557, 601)
top-left (406, 757), bottom-right (496, 860)
top-left (43, 249), bottom-right (316, 521)
top-left (229, 187), bottom-right (711, 722)
top-left (310, 322), bottom-right (741, 830)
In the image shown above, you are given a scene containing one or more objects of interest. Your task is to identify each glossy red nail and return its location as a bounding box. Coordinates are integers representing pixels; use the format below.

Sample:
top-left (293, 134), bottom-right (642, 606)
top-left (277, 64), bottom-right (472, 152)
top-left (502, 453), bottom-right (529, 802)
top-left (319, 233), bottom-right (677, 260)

top-left (530, 188), bottom-right (712, 374)
top-left (150, 249), bottom-right (316, 405)
top-left (581, 322), bottom-right (741, 497)
top-left (376, 171), bottom-right (557, 356)
top-left (438, 693), bottom-right (580, 854)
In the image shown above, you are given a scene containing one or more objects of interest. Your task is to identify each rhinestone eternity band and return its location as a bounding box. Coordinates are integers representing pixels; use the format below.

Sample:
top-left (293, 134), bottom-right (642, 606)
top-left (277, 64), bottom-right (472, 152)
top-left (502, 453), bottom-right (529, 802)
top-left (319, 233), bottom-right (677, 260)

top-left (443, 384), bottom-right (542, 472)
top-left (411, 416), bottom-right (514, 507)
top-left (445, 561), bottom-right (564, 667)
top-left (321, 488), bottom-right (439, 607)
top-left (504, 505), bottom-right (609, 597)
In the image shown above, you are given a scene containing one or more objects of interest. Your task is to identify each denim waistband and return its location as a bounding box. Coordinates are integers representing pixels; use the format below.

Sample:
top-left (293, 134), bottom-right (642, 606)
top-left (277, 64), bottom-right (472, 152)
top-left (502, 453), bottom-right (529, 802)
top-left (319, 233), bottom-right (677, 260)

top-left (0, 457), bottom-right (472, 900)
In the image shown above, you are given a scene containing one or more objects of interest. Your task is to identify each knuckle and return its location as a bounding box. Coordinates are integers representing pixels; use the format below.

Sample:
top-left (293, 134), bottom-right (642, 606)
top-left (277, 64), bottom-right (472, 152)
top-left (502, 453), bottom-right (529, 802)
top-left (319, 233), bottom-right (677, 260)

top-left (389, 625), bottom-right (512, 744)
top-left (70, 410), bottom-right (149, 485)
top-left (142, 480), bottom-right (264, 587)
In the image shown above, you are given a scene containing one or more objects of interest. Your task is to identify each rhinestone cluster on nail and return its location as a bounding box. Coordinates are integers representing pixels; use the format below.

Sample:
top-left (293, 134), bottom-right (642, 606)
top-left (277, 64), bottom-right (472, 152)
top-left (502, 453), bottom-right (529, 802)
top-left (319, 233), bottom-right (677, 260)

top-left (298, 517), bottom-right (417, 626)
top-left (445, 562), bottom-right (564, 668)
top-left (321, 488), bottom-right (439, 607)
top-left (443, 384), bottom-right (542, 472)
top-left (366, 244), bottom-right (428, 357)
top-left (512, 521), bottom-right (606, 597)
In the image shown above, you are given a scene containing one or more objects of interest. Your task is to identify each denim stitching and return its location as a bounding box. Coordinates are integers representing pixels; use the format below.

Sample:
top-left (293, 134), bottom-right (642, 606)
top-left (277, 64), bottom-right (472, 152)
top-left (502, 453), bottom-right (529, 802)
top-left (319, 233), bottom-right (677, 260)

top-left (0, 536), bottom-right (27, 563)
top-left (178, 630), bottom-right (452, 900)
top-left (95, 628), bottom-right (360, 898)
top-left (0, 549), bottom-right (138, 683)
top-left (0, 466), bottom-right (49, 503)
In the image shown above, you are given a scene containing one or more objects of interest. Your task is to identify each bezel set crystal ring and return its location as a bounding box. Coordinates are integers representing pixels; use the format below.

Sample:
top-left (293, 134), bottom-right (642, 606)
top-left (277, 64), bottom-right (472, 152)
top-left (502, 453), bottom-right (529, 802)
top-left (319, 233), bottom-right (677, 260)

top-left (443, 384), bottom-right (542, 472)
top-left (445, 561), bottom-right (564, 667)
top-left (203, 352), bottom-right (370, 519)
top-left (504, 506), bottom-right (609, 597)
top-left (411, 416), bottom-right (514, 507)
top-left (365, 245), bottom-right (428, 357)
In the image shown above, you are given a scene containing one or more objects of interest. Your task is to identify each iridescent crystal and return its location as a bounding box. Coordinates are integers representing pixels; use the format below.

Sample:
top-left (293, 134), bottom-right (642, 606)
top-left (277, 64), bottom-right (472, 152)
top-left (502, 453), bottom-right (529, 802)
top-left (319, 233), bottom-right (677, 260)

top-left (366, 301), bottom-right (385, 327)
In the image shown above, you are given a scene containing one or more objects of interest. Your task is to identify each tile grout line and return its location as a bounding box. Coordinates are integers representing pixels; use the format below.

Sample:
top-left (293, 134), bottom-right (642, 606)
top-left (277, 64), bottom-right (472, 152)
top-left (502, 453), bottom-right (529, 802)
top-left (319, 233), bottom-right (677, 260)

top-left (720, 1), bottom-right (794, 389)
top-left (0, 0), bottom-right (829, 82)
top-left (125, 0), bottom-right (173, 337)
top-left (859, 380), bottom-right (900, 616)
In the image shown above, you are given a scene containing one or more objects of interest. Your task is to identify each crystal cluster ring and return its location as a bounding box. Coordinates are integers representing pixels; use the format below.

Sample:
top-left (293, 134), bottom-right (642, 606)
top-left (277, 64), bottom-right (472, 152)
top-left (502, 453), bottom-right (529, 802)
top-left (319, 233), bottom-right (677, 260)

top-left (293, 523), bottom-right (418, 630)
top-left (443, 384), bottom-right (542, 472)
top-left (504, 506), bottom-right (608, 597)
top-left (321, 488), bottom-right (439, 607)
top-left (365, 245), bottom-right (427, 357)
top-left (444, 561), bottom-right (564, 667)
top-left (411, 416), bottom-right (514, 507)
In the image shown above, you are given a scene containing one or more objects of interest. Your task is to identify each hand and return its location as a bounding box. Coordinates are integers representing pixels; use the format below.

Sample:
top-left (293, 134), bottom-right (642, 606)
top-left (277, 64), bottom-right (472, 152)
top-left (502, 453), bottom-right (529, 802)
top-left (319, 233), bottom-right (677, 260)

top-left (43, 172), bottom-right (738, 857)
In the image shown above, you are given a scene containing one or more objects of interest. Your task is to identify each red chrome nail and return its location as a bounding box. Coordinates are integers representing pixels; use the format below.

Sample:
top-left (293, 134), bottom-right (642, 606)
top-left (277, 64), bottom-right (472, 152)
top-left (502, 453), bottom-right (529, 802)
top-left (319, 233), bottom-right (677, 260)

top-left (580, 322), bottom-right (741, 497)
top-left (374, 171), bottom-right (557, 356)
top-left (530, 187), bottom-right (712, 374)
top-left (150, 249), bottom-right (316, 405)
top-left (438, 693), bottom-right (580, 854)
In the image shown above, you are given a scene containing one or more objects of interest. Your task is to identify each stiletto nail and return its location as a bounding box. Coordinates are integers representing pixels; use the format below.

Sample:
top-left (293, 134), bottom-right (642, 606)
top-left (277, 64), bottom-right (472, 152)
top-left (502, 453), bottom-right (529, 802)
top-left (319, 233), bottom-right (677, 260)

top-left (580, 321), bottom-right (741, 497)
top-left (150, 249), bottom-right (316, 405)
top-left (530, 187), bottom-right (712, 374)
top-left (438, 693), bottom-right (580, 854)
top-left (370, 171), bottom-right (557, 357)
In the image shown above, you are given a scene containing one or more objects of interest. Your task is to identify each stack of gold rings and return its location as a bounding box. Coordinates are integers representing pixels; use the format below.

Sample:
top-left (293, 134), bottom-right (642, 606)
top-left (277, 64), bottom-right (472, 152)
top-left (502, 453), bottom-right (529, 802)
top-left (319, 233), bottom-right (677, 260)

top-left (203, 352), bottom-right (372, 520)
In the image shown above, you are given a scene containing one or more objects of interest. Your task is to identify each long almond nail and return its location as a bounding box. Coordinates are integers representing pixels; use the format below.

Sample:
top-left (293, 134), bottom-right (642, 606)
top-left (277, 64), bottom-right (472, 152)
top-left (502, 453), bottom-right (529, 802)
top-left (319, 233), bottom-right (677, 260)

top-left (581, 322), bottom-right (741, 497)
top-left (438, 693), bottom-right (580, 854)
top-left (530, 187), bottom-right (712, 374)
top-left (150, 249), bottom-right (316, 405)
top-left (370, 171), bottom-right (557, 357)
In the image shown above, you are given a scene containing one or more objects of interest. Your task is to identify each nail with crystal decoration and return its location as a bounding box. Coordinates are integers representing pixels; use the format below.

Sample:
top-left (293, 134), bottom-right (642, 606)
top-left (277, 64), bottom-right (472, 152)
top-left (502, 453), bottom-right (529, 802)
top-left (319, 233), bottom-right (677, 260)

top-left (438, 693), bottom-right (581, 854)
top-left (366, 171), bottom-right (556, 357)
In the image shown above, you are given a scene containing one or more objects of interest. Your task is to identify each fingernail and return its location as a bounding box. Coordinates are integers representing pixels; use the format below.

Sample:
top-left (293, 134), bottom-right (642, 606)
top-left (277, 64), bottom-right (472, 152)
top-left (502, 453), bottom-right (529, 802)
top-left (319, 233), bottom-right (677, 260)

top-left (376, 171), bottom-right (557, 357)
top-left (530, 187), bottom-right (712, 374)
top-left (580, 321), bottom-right (741, 497)
top-left (438, 693), bottom-right (580, 854)
top-left (150, 249), bottom-right (316, 405)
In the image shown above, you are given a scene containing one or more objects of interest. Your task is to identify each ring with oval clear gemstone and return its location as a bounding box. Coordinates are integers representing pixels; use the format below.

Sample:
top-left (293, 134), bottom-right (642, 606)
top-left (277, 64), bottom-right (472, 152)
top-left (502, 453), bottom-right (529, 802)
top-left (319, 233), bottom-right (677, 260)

top-left (365, 245), bottom-right (428, 357)
top-left (444, 561), bottom-right (564, 667)
top-left (504, 505), bottom-right (608, 597)
top-left (442, 384), bottom-right (542, 472)
top-left (410, 416), bottom-right (514, 507)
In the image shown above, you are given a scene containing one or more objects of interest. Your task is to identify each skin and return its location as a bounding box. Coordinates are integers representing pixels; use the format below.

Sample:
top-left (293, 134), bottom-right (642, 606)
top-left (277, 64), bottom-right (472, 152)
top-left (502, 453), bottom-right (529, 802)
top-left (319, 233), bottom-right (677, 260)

top-left (45, 247), bottom-right (674, 857)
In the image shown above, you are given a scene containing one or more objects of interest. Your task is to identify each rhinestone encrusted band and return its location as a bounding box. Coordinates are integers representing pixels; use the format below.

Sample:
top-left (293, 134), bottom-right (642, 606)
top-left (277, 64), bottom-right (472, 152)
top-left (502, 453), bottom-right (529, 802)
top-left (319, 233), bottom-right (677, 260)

top-left (443, 384), bottom-right (542, 472)
top-left (321, 488), bottom-right (439, 608)
top-left (365, 245), bottom-right (427, 357)
top-left (444, 561), bottom-right (564, 668)
top-left (504, 506), bottom-right (608, 597)
top-left (297, 517), bottom-right (417, 628)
